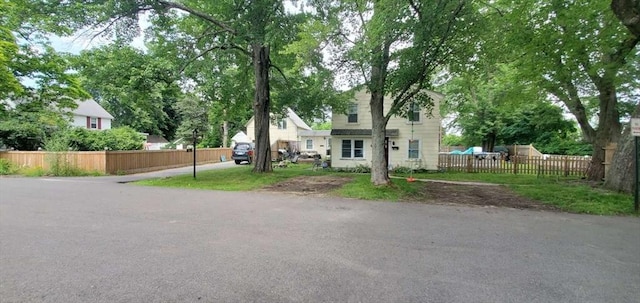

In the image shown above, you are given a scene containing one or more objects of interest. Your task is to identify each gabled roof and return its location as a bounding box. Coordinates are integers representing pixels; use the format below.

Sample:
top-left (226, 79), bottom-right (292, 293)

top-left (299, 130), bottom-right (331, 137)
top-left (146, 135), bottom-right (168, 144)
top-left (245, 107), bottom-right (312, 130)
top-left (231, 131), bottom-right (251, 143)
top-left (73, 99), bottom-right (114, 119)
top-left (286, 108), bottom-right (311, 130)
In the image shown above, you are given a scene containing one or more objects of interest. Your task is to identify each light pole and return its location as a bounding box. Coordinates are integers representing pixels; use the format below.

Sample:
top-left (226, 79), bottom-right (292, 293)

top-left (193, 129), bottom-right (198, 179)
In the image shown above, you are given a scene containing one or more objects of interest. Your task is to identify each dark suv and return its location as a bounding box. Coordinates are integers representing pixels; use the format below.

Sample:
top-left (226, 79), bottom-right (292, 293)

top-left (232, 142), bottom-right (254, 164)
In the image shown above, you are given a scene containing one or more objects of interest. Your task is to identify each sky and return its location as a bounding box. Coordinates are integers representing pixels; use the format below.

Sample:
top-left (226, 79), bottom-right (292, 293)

top-left (47, 13), bottom-right (150, 55)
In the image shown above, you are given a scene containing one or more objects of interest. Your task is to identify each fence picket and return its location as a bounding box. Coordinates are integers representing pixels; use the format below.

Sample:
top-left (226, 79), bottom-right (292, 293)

top-left (437, 154), bottom-right (590, 176)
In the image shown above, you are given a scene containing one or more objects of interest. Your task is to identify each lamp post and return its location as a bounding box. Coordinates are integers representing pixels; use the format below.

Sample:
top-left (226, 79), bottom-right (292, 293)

top-left (193, 129), bottom-right (198, 179)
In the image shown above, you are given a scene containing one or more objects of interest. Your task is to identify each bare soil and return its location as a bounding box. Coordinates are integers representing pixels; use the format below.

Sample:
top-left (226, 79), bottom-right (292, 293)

top-left (262, 175), bottom-right (558, 211)
top-left (262, 176), bottom-right (353, 194)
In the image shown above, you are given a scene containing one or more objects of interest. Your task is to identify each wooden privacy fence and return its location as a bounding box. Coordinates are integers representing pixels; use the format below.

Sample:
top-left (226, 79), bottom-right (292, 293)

top-left (0, 148), bottom-right (232, 175)
top-left (438, 154), bottom-right (591, 176)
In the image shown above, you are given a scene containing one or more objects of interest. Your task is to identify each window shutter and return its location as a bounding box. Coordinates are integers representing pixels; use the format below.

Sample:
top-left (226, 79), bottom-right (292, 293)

top-left (86, 117), bottom-right (90, 128)
top-left (98, 118), bottom-right (102, 129)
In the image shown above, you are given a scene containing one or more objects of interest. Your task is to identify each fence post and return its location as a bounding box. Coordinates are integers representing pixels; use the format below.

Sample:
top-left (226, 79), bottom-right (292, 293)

top-left (466, 155), bottom-right (473, 173)
top-left (513, 155), bottom-right (518, 174)
top-left (563, 156), bottom-right (569, 177)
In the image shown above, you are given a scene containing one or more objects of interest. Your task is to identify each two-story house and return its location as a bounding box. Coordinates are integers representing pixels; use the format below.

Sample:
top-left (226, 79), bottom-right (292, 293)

top-left (71, 99), bottom-right (114, 130)
top-left (245, 107), bottom-right (312, 152)
top-left (330, 89), bottom-right (444, 170)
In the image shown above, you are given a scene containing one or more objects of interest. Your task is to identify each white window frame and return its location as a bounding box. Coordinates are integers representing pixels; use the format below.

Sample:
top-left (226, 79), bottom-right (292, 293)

top-left (347, 103), bottom-right (358, 123)
top-left (306, 139), bottom-right (313, 150)
top-left (408, 103), bottom-right (421, 123)
top-left (277, 119), bottom-right (287, 129)
top-left (408, 139), bottom-right (420, 159)
top-left (341, 139), bottom-right (364, 159)
top-left (90, 117), bottom-right (98, 129)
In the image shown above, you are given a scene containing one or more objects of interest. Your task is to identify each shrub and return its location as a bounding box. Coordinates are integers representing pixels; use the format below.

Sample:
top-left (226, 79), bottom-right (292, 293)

top-left (333, 164), bottom-right (371, 173)
top-left (51, 126), bottom-right (144, 151)
top-left (392, 166), bottom-right (413, 174)
top-left (0, 158), bottom-right (15, 175)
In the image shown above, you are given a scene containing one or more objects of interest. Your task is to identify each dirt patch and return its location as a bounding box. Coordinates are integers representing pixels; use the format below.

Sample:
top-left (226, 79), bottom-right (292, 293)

top-left (261, 176), bottom-right (353, 195)
top-left (408, 182), bottom-right (558, 211)
top-left (262, 175), bottom-right (557, 211)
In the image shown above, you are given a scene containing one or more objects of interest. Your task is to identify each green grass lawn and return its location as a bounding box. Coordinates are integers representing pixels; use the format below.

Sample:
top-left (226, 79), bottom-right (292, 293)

top-left (135, 165), bottom-right (636, 216)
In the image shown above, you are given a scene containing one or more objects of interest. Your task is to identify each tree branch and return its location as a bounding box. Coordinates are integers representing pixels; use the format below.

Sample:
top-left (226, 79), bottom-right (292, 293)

top-left (270, 63), bottom-right (288, 83)
top-left (179, 44), bottom-right (249, 73)
top-left (157, 0), bottom-right (237, 35)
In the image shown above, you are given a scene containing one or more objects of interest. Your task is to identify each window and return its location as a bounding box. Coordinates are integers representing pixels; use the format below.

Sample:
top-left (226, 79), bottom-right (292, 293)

top-left (408, 103), bottom-right (420, 122)
top-left (341, 139), bottom-right (364, 158)
top-left (277, 119), bottom-right (287, 129)
top-left (306, 139), bottom-right (313, 149)
top-left (408, 140), bottom-right (420, 159)
top-left (348, 103), bottom-right (358, 123)
top-left (90, 117), bottom-right (98, 129)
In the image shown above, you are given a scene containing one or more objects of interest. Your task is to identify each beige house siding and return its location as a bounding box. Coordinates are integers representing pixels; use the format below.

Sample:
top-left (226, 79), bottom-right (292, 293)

top-left (246, 117), bottom-right (301, 146)
top-left (332, 90), bottom-right (442, 170)
top-left (245, 108), bottom-right (312, 147)
top-left (299, 130), bottom-right (331, 158)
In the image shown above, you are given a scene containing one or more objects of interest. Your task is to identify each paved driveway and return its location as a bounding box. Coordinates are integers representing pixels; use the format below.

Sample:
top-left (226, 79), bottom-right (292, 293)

top-left (0, 173), bottom-right (639, 303)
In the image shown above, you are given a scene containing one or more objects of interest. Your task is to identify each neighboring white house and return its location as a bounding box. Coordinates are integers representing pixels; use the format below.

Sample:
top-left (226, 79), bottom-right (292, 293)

top-left (70, 99), bottom-right (114, 130)
top-left (298, 130), bottom-right (331, 158)
top-left (330, 89), bottom-right (444, 170)
top-left (245, 107), bottom-right (312, 150)
top-left (144, 135), bottom-right (169, 150)
top-left (231, 131), bottom-right (251, 146)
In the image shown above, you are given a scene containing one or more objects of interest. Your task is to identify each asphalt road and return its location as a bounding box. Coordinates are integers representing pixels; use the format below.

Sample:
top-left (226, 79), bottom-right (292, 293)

top-left (1, 169), bottom-right (639, 303)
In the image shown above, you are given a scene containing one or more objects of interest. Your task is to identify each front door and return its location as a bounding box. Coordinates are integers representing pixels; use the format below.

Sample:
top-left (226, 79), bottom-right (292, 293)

top-left (384, 137), bottom-right (389, 174)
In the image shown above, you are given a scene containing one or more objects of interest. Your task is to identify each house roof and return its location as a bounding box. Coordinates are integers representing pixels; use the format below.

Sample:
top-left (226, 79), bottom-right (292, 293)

top-left (73, 99), bottom-right (114, 119)
top-left (299, 130), bottom-right (331, 137)
top-left (231, 131), bottom-right (251, 143)
top-left (331, 129), bottom-right (399, 137)
top-left (146, 135), bottom-right (168, 144)
top-left (244, 107), bottom-right (312, 130)
top-left (286, 108), bottom-right (312, 130)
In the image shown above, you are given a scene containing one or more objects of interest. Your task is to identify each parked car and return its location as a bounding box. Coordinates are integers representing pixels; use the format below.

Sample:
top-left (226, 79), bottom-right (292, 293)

top-left (232, 142), bottom-right (254, 164)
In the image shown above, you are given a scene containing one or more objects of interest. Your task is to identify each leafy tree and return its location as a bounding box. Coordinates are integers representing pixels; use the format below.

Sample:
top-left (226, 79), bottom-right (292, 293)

top-left (441, 134), bottom-right (464, 147)
top-left (473, 0), bottom-right (639, 180)
top-left (40, 0), bottom-right (345, 173)
top-left (318, 0), bottom-right (473, 185)
top-left (173, 93), bottom-right (210, 144)
top-left (71, 45), bottom-right (182, 140)
top-left (0, 0), bottom-right (88, 149)
top-left (604, 0), bottom-right (639, 193)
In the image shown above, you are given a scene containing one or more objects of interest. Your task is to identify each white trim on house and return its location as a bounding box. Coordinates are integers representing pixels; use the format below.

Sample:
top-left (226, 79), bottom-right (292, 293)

top-left (331, 89), bottom-right (443, 170)
top-left (245, 107), bottom-right (312, 146)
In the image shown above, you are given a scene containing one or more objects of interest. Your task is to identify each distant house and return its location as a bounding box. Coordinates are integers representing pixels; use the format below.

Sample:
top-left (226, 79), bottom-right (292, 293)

top-left (330, 89), bottom-right (444, 170)
top-left (144, 135), bottom-right (169, 150)
top-left (70, 99), bottom-right (114, 130)
top-left (298, 130), bottom-right (331, 158)
top-left (231, 131), bottom-right (251, 146)
top-left (245, 107), bottom-right (312, 152)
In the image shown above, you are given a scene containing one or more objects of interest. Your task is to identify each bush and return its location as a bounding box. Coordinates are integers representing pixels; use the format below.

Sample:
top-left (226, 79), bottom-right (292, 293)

top-left (0, 158), bottom-right (15, 175)
top-left (51, 126), bottom-right (145, 151)
top-left (392, 166), bottom-right (413, 174)
top-left (333, 164), bottom-right (371, 173)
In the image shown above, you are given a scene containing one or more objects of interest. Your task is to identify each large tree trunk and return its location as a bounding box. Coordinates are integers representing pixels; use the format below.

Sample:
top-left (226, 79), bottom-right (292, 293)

top-left (586, 79), bottom-right (622, 181)
top-left (370, 89), bottom-right (389, 186)
top-left (222, 119), bottom-right (228, 148)
top-left (611, 0), bottom-right (640, 37)
top-left (369, 31), bottom-right (392, 186)
top-left (604, 103), bottom-right (640, 193)
top-left (251, 44), bottom-right (272, 173)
